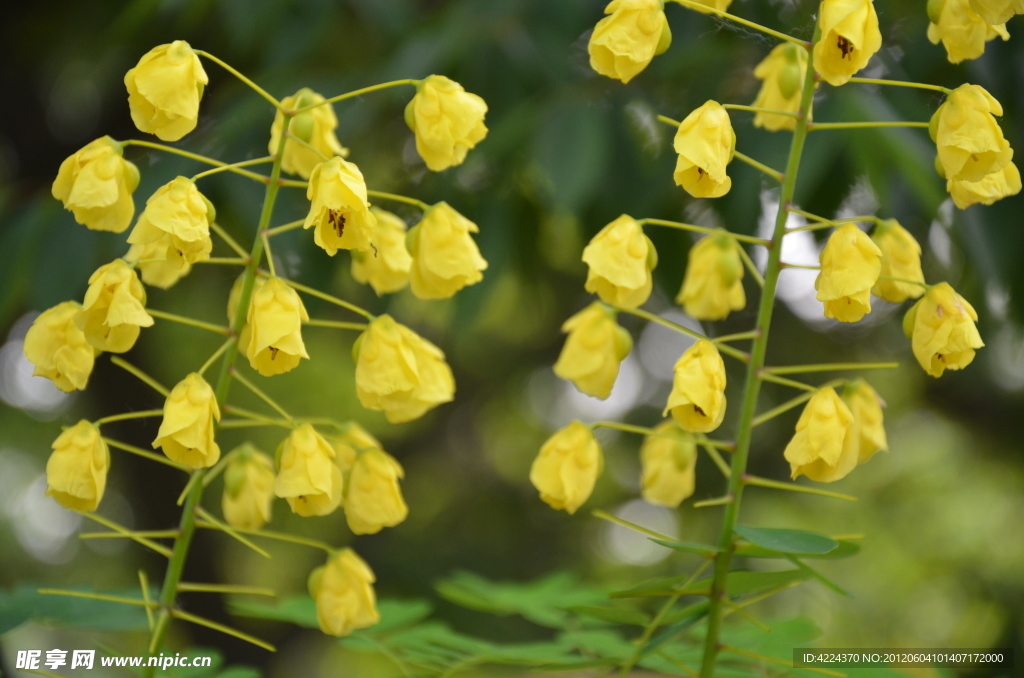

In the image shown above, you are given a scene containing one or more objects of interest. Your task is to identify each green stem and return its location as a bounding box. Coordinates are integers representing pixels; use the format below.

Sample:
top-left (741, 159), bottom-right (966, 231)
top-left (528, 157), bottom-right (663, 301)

top-left (847, 77), bottom-right (951, 94)
top-left (743, 475), bottom-right (857, 501)
top-left (732, 151), bottom-right (785, 182)
top-left (304, 319), bottom-right (370, 331)
top-left (264, 219), bottom-right (305, 237)
top-left (210, 222), bottom-right (250, 258)
top-left (614, 306), bottom-right (750, 362)
top-left (281, 278), bottom-right (376, 320)
top-left (367, 190), bottom-right (430, 210)
top-left (103, 437), bottom-right (191, 472)
top-left (38, 589), bottom-right (157, 608)
top-left (170, 609), bottom-right (276, 652)
top-left (712, 330), bottom-right (760, 344)
top-left (758, 371), bottom-right (816, 392)
top-left (592, 509), bottom-right (674, 541)
top-left (808, 121), bottom-right (930, 131)
top-left (199, 257), bottom-right (248, 265)
top-left (177, 582), bottom-right (276, 597)
top-left (640, 217), bottom-right (771, 246)
top-left (230, 368), bottom-right (294, 423)
top-left (291, 79), bottom-right (420, 114)
top-left (194, 50), bottom-right (283, 111)
top-left (194, 520), bottom-right (334, 552)
top-left (94, 409), bottom-right (164, 425)
top-left (199, 338), bottom-right (236, 377)
top-left (123, 140), bottom-right (272, 185)
top-left (147, 308), bottom-right (231, 335)
top-left (192, 156), bottom-right (274, 181)
top-left (764, 362), bottom-right (899, 375)
top-left (735, 243), bottom-right (765, 289)
top-left (72, 510), bottom-right (174, 557)
top-left (667, 0), bottom-right (810, 46)
top-left (693, 496), bottom-right (734, 508)
top-left (139, 570), bottom-right (155, 630)
top-left (110, 356), bottom-right (170, 397)
top-left (722, 103), bottom-right (800, 118)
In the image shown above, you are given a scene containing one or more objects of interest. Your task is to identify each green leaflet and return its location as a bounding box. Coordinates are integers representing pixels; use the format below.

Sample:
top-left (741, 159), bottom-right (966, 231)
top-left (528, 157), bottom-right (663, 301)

top-left (0, 585), bottom-right (155, 635)
top-left (733, 525), bottom-right (839, 555)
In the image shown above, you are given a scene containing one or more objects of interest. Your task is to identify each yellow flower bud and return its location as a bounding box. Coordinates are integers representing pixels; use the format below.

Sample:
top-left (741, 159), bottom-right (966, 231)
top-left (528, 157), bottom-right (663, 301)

top-left (406, 75), bottom-right (488, 172)
top-left (751, 44), bottom-right (808, 132)
top-left (640, 421), bottom-right (696, 508)
top-left (309, 549), bottom-right (380, 637)
top-left (352, 208), bottom-right (413, 295)
top-left (153, 373), bottom-right (221, 469)
top-left (932, 84), bottom-right (1012, 183)
top-left (46, 420), bottom-right (109, 512)
top-left (125, 41), bottom-right (208, 141)
top-left (553, 303), bottom-right (633, 400)
top-left (274, 424), bottom-right (343, 517)
top-left (784, 387), bottom-right (860, 483)
top-left (814, 223), bottom-right (882, 323)
top-left (244, 278), bottom-right (309, 377)
top-left (968, 0), bottom-right (1024, 25)
top-left (408, 202), bottom-right (488, 300)
top-left (673, 101), bottom-right (736, 198)
top-left (221, 444), bottom-right (276, 530)
top-left (677, 234), bottom-right (746, 321)
top-left (928, 0), bottom-right (1009, 64)
top-left (587, 0), bottom-right (672, 84)
top-left (303, 157), bottom-right (376, 255)
top-left (354, 315), bottom-right (455, 424)
top-left (124, 237), bottom-right (193, 290)
top-left (330, 422), bottom-right (382, 472)
top-left (23, 302), bottom-right (95, 393)
top-left (529, 421), bottom-right (603, 514)
top-left (75, 259), bottom-right (153, 353)
top-left (582, 215), bottom-right (656, 309)
top-left (344, 449), bottom-right (408, 535)
top-left (52, 136), bottom-right (140, 233)
top-left (269, 88), bottom-right (349, 179)
top-left (842, 380), bottom-right (887, 464)
top-left (903, 282), bottom-right (984, 377)
top-left (813, 0), bottom-right (883, 87)
top-left (947, 161), bottom-right (1022, 209)
top-left (664, 339), bottom-right (727, 433)
top-left (870, 219), bottom-right (926, 303)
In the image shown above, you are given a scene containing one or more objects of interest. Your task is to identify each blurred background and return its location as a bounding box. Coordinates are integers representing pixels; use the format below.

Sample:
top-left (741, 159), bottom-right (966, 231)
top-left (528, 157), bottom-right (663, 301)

top-left (1, 0), bottom-right (1022, 675)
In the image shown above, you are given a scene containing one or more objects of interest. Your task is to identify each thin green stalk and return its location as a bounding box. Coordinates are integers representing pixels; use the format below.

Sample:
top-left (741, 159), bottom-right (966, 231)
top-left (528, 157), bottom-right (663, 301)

top-left (667, 0), bottom-right (810, 46)
top-left (281, 278), bottom-right (376, 320)
top-left (283, 130), bottom-right (330, 160)
top-left (147, 308), bottom-right (231, 335)
top-left (722, 103), bottom-right (800, 118)
top-left (262, 232), bottom-right (277, 276)
top-left (304, 319), bottom-right (369, 331)
top-left (367, 190), bottom-right (430, 210)
top-left (139, 570), bottom-right (155, 630)
top-left (751, 390), bottom-right (817, 428)
top-left (292, 79), bottom-right (420, 114)
top-left (170, 608), bottom-right (276, 652)
top-left (591, 421), bottom-right (734, 451)
top-left (199, 338), bottom-right (235, 377)
top-left (94, 409), bottom-right (164, 425)
top-left (713, 330), bottom-right (760, 344)
top-left (743, 475), bottom-right (857, 501)
top-left (809, 121), bottom-right (930, 131)
top-left (123, 140), bottom-right (272, 185)
top-left (847, 76), bottom-right (951, 94)
top-left (103, 437), bottom-right (191, 472)
top-left (71, 510), bottom-right (173, 558)
top-left (733, 151), bottom-right (785, 182)
top-left (38, 589), bottom-right (157, 608)
top-left (202, 447), bottom-right (241, 488)
top-left (192, 156), bottom-right (273, 181)
top-left (735, 244), bottom-right (765, 288)
top-left (194, 520), bottom-right (334, 552)
top-left (81, 530), bottom-right (180, 539)
top-left (230, 368), bottom-right (294, 423)
top-left (178, 582), bottom-right (276, 597)
top-left (614, 306), bottom-right (750, 362)
top-left (110, 356), bottom-right (170, 397)
top-left (194, 50), bottom-right (283, 110)
top-left (759, 371), bottom-right (817, 392)
top-left (176, 471), bottom-right (203, 506)
top-left (210, 222), bottom-right (250, 258)
top-left (764, 362), bottom-right (899, 375)
top-left (700, 444), bottom-right (732, 478)
top-left (592, 509), bottom-right (674, 541)
top-left (693, 496), bottom-right (734, 508)
top-left (641, 217), bottom-right (772, 246)
top-left (264, 219), bottom-right (305, 237)
top-left (194, 507), bottom-right (272, 559)
top-left (199, 257), bottom-right (249, 265)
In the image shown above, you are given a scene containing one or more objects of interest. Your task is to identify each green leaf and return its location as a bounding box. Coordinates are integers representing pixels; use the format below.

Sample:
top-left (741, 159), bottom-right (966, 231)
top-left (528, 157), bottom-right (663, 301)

top-left (736, 539), bottom-right (861, 560)
top-left (557, 629), bottom-right (633, 660)
top-left (642, 602), bottom-right (710, 657)
top-left (787, 558), bottom-right (853, 598)
top-left (0, 585), bottom-right (154, 635)
top-left (649, 538), bottom-right (719, 555)
top-left (564, 605), bottom-right (650, 626)
top-left (733, 526), bottom-right (838, 555)
top-left (609, 574), bottom-right (698, 599)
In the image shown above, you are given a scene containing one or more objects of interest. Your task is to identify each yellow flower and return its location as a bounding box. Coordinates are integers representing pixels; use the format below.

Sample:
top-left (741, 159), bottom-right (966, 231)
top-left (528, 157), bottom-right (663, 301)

top-left (553, 303), bottom-right (632, 400)
top-left (352, 208), bottom-right (413, 295)
top-left (928, 0), bottom-right (1009, 64)
top-left (814, 223), bottom-right (882, 323)
top-left (903, 282), bottom-right (984, 377)
top-left (274, 424), bottom-right (343, 517)
top-left (751, 43), bottom-right (808, 132)
top-left (227, 273), bottom-right (267, 323)
top-left (842, 380), bottom-right (887, 464)
top-left (870, 219), bottom-right (926, 303)
top-left (153, 373), bottom-right (221, 469)
top-left (344, 449), bottom-right (408, 535)
top-left (52, 136), bottom-right (140, 233)
top-left (244, 277), bottom-right (309, 377)
top-left (588, 0), bottom-right (672, 84)
top-left (529, 421), bottom-right (603, 515)
top-left (673, 101), bottom-right (736, 198)
top-left (677, 234), bottom-right (745, 321)
top-left (303, 157), bottom-right (376, 255)
top-left (23, 302), bottom-right (95, 393)
top-left (46, 421), bottom-right (109, 512)
top-left (125, 41), bottom-right (208, 142)
top-left (947, 161), bottom-right (1022, 209)
top-left (221, 444), bottom-right (276, 530)
top-left (932, 84), bottom-right (1012, 183)
top-left (309, 549), bottom-right (380, 637)
top-left (75, 259), bottom-right (153, 353)
top-left (639, 421), bottom-right (696, 508)
top-left (125, 237), bottom-right (193, 290)
top-left (664, 339), bottom-right (727, 433)
top-left (582, 215), bottom-right (657, 309)
top-left (330, 422), bottom-right (382, 472)
top-left (270, 88), bottom-right (349, 179)
top-left (784, 387), bottom-right (860, 483)
top-left (354, 315), bottom-right (455, 424)
top-left (968, 0), bottom-right (1024, 25)
top-left (406, 75), bottom-right (488, 171)
top-left (408, 202), bottom-right (488, 299)
top-left (813, 0), bottom-right (883, 87)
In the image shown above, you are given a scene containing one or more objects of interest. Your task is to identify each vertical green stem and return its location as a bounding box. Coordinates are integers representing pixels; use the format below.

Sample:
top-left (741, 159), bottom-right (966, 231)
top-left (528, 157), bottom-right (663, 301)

top-left (697, 47), bottom-right (818, 678)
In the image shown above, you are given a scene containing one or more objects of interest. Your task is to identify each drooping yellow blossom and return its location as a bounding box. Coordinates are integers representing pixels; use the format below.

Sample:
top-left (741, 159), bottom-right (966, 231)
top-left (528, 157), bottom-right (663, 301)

top-left (153, 373), bottom-right (221, 469)
top-left (354, 315), bottom-right (455, 423)
top-left (23, 302), bottom-right (95, 393)
top-left (968, 0), bottom-right (1024, 25)
top-left (928, 0), bottom-right (1009, 64)
top-left (673, 101), bottom-right (736, 198)
top-left (46, 421), bottom-right (109, 512)
top-left (52, 137), bottom-right (140, 233)
top-left (352, 208), bottom-right (412, 295)
top-left (751, 43), bottom-right (808, 132)
top-left (587, 0), bottom-right (672, 84)
top-left (903, 282), bottom-right (984, 377)
top-left (227, 273), bottom-right (267, 323)
top-left (582, 215), bottom-right (657, 309)
top-left (664, 340), bottom-right (727, 433)
top-left (270, 88), bottom-right (349, 179)
top-left (244, 278), bottom-right (309, 377)
top-left (931, 84), bottom-right (1012, 183)
top-left (842, 380), bottom-right (887, 464)
top-left (408, 202), bottom-right (488, 299)
top-left (639, 421), bottom-right (697, 508)
top-left (303, 157), bottom-right (376, 255)
top-left (125, 41), bottom-right (208, 142)
top-left (783, 387), bottom-right (860, 483)
top-left (815, 224), bottom-right (882, 323)
top-left (331, 422), bottom-right (382, 472)
top-left (529, 421), bottom-right (603, 515)
top-left (553, 303), bottom-right (632, 400)
top-left (677, 234), bottom-right (745, 321)
top-left (870, 219), bottom-right (926, 303)
top-left (406, 75), bottom-right (488, 171)
top-left (75, 259), bottom-right (153, 353)
top-left (274, 424), bottom-right (343, 517)
top-left (947, 161), bottom-right (1022, 209)
top-left (813, 0), bottom-right (883, 87)
top-left (309, 549), bottom-right (380, 637)
top-left (125, 237), bottom-right (194, 289)
top-left (221, 444), bottom-right (276, 530)
top-left (344, 449), bottom-right (409, 535)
